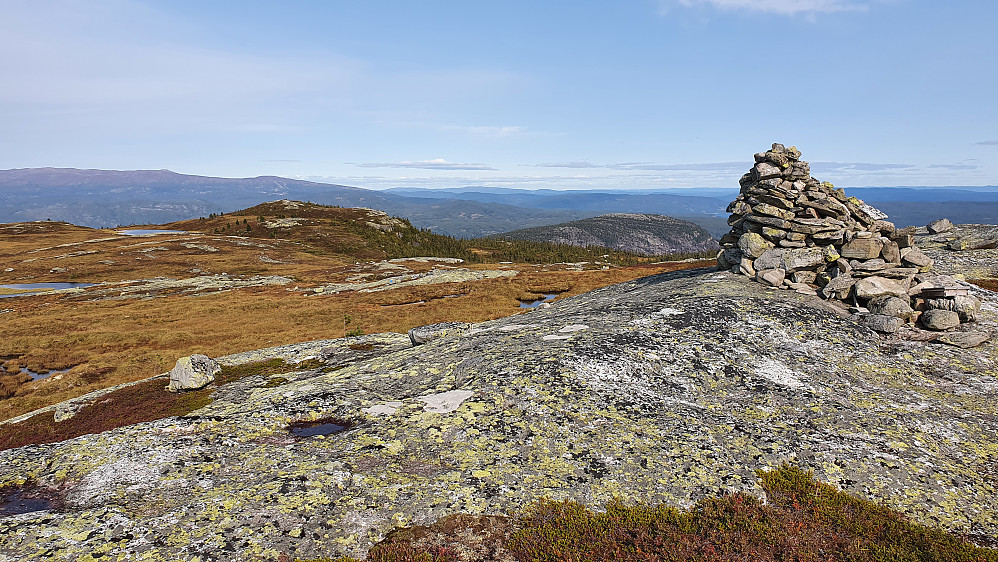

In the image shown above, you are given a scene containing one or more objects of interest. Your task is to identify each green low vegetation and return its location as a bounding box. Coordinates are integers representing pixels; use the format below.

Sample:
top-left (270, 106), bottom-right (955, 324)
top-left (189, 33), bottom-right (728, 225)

top-left (302, 465), bottom-right (997, 562)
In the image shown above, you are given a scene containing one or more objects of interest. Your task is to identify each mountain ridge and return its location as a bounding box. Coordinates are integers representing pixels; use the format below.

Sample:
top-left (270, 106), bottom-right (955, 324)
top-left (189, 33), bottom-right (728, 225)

top-left (492, 213), bottom-right (718, 256)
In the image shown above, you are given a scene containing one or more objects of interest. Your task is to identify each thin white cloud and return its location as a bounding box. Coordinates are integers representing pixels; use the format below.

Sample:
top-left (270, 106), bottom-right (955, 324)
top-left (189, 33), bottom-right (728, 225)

top-left (354, 159), bottom-right (497, 171)
top-left (927, 163), bottom-right (981, 170)
top-left (441, 125), bottom-right (528, 137)
top-left (671, 0), bottom-right (869, 15)
top-left (811, 161), bottom-right (916, 172)
top-left (975, 140), bottom-right (998, 146)
top-left (532, 161), bottom-right (748, 172)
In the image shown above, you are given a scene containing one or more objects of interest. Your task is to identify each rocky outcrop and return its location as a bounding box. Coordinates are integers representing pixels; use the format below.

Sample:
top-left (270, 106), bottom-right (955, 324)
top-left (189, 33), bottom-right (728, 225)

top-left (409, 322), bottom-right (469, 346)
top-left (167, 354), bottom-right (221, 392)
top-left (718, 144), bottom-right (985, 338)
top-left (1, 267), bottom-right (996, 560)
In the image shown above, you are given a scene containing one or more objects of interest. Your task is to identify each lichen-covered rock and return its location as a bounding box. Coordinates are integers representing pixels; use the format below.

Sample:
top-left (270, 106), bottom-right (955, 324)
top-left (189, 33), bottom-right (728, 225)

top-left (738, 232), bottom-right (773, 259)
top-left (868, 295), bottom-right (914, 320)
top-left (864, 314), bottom-right (902, 333)
top-left (927, 218), bottom-right (954, 234)
top-left (921, 309), bottom-right (961, 331)
top-left (2, 268), bottom-right (996, 560)
top-left (714, 144), bottom-right (961, 334)
top-left (408, 322), bottom-right (470, 346)
top-left (167, 354), bottom-right (220, 392)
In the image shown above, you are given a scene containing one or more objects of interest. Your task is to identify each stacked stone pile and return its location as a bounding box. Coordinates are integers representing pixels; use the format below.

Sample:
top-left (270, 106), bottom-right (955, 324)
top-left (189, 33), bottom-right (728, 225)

top-left (718, 144), bottom-right (983, 338)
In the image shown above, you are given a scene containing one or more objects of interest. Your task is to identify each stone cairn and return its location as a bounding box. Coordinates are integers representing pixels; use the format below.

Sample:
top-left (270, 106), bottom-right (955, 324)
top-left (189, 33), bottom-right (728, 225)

top-left (718, 143), bottom-right (981, 336)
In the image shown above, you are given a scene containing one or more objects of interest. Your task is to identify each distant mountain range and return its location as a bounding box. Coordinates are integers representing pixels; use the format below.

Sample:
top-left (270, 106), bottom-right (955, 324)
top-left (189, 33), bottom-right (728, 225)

top-left (0, 168), bottom-right (596, 238)
top-left (2, 168), bottom-right (996, 237)
top-left (492, 213), bottom-right (717, 256)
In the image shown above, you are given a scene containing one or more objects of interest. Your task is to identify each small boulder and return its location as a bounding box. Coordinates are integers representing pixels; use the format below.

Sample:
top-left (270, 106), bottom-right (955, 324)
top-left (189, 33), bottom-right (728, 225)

top-left (821, 274), bottom-right (855, 300)
top-left (865, 314), bottom-right (902, 334)
top-left (926, 218), bottom-right (954, 234)
top-left (920, 309), bottom-right (961, 331)
top-left (854, 276), bottom-right (910, 300)
top-left (756, 268), bottom-right (786, 288)
top-left (167, 354), bottom-right (221, 392)
top-left (868, 295), bottom-right (913, 319)
top-left (841, 237), bottom-right (884, 260)
top-left (782, 247), bottom-right (825, 271)
top-left (901, 248), bottom-right (933, 270)
top-left (738, 232), bottom-right (774, 259)
top-left (753, 249), bottom-right (785, 271)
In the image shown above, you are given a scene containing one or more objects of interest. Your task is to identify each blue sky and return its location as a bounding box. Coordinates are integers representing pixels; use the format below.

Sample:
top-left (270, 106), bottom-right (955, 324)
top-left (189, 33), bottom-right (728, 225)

top-left (2, 0), bottom-right (996, 190)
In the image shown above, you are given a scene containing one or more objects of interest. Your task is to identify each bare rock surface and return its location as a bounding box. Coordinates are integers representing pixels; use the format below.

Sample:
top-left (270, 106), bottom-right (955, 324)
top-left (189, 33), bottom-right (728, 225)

top-left (2, 266), bottom-right (997, 560)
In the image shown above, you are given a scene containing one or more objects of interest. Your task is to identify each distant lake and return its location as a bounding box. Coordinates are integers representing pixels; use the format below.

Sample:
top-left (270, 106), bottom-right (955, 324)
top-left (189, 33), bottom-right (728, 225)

top-left (0, 282), bottom-right (96, 298)
top-left (519, 293), bottom-right (558, 308)
top-left (117, 229), bottom-right (188, 236)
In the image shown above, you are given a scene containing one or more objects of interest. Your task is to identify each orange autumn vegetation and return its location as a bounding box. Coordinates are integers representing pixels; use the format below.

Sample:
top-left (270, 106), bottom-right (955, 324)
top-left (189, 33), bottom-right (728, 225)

top-left (0, 212), bottom-right (714, 421)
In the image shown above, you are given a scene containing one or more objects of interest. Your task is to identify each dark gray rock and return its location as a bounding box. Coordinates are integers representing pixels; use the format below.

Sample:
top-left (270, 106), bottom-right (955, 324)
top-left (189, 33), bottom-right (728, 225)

top-left (865, 314), bottom-right (902, 333)
top-left (753, 249), bottom-right (785, 271)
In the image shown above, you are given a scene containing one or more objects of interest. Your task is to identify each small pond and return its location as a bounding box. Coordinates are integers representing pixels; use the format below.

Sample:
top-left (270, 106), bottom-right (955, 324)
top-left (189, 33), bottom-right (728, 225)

top-left (288, 418), bottom-right (353, 438)
top-left (0, 485), bottom-right (58, 516)
top-left (519, 293), bottom-right (558, 308)
top-left (0, 283), bottom-right (96, 298)
top-left (0, 365), bottom-right (72, 381)
top-left (117, 229), bottom-right (188, 236)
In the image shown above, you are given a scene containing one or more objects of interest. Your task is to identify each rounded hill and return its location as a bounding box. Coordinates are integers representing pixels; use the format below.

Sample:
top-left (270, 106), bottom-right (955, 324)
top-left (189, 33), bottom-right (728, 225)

top-left (491, 213), bottom-right (718, 256)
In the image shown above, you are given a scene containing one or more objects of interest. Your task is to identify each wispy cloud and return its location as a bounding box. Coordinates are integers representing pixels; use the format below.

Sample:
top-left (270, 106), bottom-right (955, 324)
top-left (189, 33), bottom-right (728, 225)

top-left (381, 120), bottom-right (546, 138)
top-left (668, 0), bottom-right (870, 15)
top-left (441, 125), bottom-right (528, 137)
top-left (354, 158), bottom-right (496, 171)
top-left (810, 161), bottom-right (916, 172)
top-left (975, 140), bottom-right (998, 146)
top-left (927, 163), bottom-right (981, 170)
top-left (532, 161), bottom-right (748, 172)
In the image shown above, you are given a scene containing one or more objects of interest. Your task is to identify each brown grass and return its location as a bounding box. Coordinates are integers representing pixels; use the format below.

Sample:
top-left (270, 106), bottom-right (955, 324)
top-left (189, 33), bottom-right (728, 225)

top-left (0, 216), bottom-right (714, 422)
top-left (969, 278), bottom-right (998, 292)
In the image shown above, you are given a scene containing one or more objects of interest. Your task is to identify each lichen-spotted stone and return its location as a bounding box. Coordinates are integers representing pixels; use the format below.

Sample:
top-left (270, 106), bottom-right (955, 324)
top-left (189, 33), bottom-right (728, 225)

top-left (1, 267), bottom-right (996, 560)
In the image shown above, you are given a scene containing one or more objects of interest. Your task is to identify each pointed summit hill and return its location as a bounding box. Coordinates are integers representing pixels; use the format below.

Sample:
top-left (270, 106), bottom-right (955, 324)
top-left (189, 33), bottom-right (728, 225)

top-left (491, 213), bottom-right (718, 256)
top-left (2, 261), bottom-right (997, 558)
